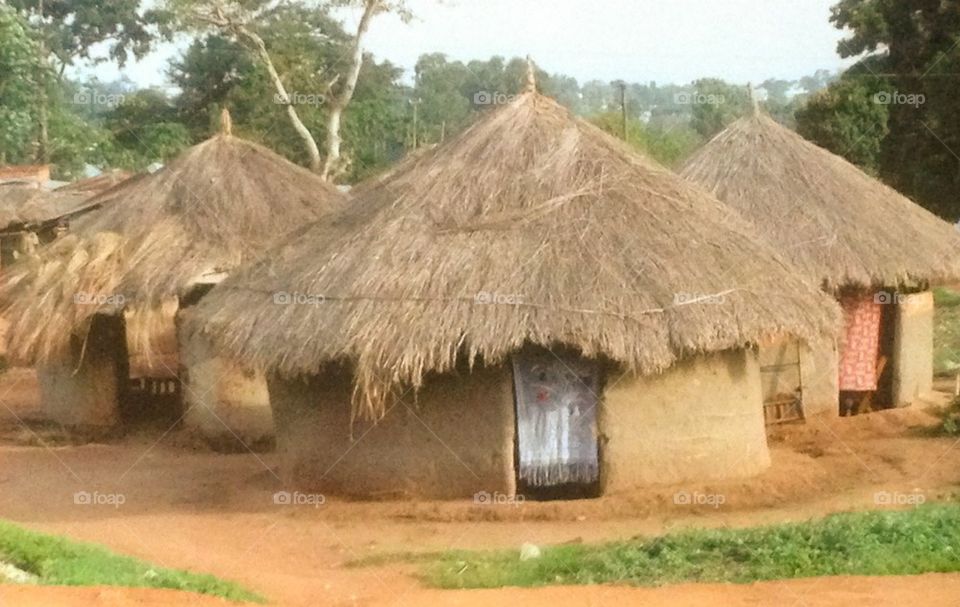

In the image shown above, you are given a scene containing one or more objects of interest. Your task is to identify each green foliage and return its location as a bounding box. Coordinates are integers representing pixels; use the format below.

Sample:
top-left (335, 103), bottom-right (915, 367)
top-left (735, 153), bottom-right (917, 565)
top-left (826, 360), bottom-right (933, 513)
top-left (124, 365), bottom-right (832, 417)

top-left (688, 78), bottom-right (752, 140)
top-left (828, 0), bottom-right (960, 217)
top-left (359, 504), bottom-right (960, 588)
top-left (7, 0), bottom-right (171, 71)
top-left (590, 112), bottom-right (702, 168)
top-left (168, 4), bottom-right (408, 180)
top-left (795, 65), bottom-right (890, 173)
top-left (0, 5), bottom-right (43, 164)
top-left (0, 518), bottom-right (262, 601)
top-left (102, 89), bottom-right (192, 169)
top-left (934, 287), bottom-right (960, 376)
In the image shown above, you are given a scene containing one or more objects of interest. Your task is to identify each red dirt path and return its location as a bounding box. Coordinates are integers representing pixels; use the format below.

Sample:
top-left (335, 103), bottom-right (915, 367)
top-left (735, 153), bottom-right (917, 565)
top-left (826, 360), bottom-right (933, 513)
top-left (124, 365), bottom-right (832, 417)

top-left (1, 368), bottom-right (959, 605)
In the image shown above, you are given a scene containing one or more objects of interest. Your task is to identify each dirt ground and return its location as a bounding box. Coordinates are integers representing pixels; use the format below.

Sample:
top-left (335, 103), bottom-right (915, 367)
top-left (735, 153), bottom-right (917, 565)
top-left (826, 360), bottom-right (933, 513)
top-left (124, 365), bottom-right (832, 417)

top-left (1, 367), bottom-right (960, 606)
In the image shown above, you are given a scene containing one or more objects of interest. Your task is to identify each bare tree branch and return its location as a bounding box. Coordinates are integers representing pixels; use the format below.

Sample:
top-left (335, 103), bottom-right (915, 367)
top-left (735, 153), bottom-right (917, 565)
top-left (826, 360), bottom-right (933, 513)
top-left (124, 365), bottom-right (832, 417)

top-left (321, 0), bottom-right (379, 181)
top-left (193, 3), bottom-right (322, 172)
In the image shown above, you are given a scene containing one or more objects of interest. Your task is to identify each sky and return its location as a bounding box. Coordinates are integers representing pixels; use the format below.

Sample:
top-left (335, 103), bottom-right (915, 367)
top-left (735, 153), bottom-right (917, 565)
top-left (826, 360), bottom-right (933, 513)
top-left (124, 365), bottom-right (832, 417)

top-left (79, 0), bottom-right (859, 90)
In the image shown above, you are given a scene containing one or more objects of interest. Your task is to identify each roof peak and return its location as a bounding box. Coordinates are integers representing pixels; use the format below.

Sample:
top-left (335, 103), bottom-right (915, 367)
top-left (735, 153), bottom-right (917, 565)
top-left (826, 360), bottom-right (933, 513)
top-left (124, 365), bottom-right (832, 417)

top-left (525, 56), bottom-right (537, 93)
top-left (220, 108), bottom-right (233, 136)
top-left (746, 83), bottom-right (760, 117)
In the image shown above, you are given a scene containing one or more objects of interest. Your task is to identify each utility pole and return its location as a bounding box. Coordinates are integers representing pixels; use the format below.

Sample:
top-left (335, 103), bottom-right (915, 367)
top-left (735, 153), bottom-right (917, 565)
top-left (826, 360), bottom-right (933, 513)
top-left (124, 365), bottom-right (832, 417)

top-left (614, 80), bottom-right (627, 141)
top-left (36, 0), bottom-right (49, 163)
top-left (410, 97), bottom-right (421, 150)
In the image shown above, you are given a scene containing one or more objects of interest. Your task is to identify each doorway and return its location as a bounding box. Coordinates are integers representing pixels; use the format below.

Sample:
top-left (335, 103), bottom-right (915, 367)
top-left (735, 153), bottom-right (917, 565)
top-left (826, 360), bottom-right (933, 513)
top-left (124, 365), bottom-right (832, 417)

top-left (838, 291), bottom-right (898, 416)
top-left (512, 350), bottom-right (601, 499)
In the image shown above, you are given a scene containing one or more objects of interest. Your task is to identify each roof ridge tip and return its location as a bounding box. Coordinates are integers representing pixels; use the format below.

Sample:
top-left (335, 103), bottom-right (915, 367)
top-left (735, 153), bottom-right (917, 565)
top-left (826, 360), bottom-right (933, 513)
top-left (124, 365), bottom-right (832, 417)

top-left (220, 108), bottom-right (233, 136)
top-left (525, 55), bottom-right (537, 94)
top-left (746, 83), bottom-right (761, 118)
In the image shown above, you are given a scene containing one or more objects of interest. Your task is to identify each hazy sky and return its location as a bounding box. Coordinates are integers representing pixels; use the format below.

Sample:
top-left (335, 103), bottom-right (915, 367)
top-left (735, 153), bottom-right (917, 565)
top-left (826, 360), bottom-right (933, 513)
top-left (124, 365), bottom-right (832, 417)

top-left (81, 0), bottom-right (858, 89)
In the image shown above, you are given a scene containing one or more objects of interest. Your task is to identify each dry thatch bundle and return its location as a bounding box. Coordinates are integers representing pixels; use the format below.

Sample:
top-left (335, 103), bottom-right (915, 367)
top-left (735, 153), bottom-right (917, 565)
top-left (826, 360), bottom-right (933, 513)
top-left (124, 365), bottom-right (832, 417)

top-left (190, 90), bottom-right (841, 419)
top-left (56, 170), bottom-right (131, 194)
top-left (681, 113), bottom-right (960, 290)
top-left (0, 184), bottom-right (95, 231)
top-left (0, 171), bottom-right (130, 231)
top-left (0, 126), bottom-right (345, 366)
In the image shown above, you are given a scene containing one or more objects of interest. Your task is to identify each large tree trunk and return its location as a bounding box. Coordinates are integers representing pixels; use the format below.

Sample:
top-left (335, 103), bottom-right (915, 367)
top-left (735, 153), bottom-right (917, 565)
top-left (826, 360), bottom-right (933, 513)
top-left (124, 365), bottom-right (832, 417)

top-left (320, 0), bottom-right (379, 181)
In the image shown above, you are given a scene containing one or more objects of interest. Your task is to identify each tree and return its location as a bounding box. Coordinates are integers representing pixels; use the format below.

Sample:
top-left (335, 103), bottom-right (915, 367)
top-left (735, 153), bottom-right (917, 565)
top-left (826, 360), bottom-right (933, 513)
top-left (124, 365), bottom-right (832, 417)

top-left (8, 0), bottom-right (170, 74)
top-left (0, 5), bottom-right (41, 164)
top-left (830, 0), bottom-right (960, 214)
top-left (169, 0), bottom-right (410, 180)
top-left (9, 0), bottom-right (171, 162)
top-left (169, 8), bottom-right (407, 181)
top-left (102, 89), bottom-right (192, 169)
top-left (687, 78), bottom-right (752, 140)
top-left (590, 112), bottom-right (702, 168)
top-left (795, 67), bottom-right (890, 172)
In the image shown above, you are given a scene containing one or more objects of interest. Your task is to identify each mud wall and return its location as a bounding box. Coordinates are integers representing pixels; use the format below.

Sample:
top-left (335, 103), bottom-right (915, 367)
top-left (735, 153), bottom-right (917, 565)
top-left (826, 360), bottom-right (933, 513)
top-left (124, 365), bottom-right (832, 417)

top-left (177, 318), bottom-right (272, 444)
top-left (759, 336), bottom-right (839, 419)
top-left (269, 364), bottom-right (517, 499)
top-left (599, 349), bottom-right (770, 492)
top-left (892, 291), bottom-right (934, 406)
top-left (38, 314), bottom-right (125, 427)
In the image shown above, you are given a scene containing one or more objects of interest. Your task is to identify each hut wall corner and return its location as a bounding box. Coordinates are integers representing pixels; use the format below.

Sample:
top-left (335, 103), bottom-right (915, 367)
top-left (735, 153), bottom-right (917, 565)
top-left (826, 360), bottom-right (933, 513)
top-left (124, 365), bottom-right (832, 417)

top-left (38, 315), bottom-right (125, 427)
top-left (892, 290), bottom-right (934, 406)
top-left (599, 349), bottom-right (770, 492)
top-left (268, 364), bottom-right (517, 499)
top-left (177, 320), bottom-right (273, 444)
top-left (759, 337), bottom-right (838, 419)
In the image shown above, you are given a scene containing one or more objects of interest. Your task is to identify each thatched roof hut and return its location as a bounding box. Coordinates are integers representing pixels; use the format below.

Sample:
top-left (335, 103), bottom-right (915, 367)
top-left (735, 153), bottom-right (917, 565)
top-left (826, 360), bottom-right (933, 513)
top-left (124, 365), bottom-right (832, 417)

top-left (680, 112), bottom-right (960, 291)
top-left (191, 87), bottom-right (840, 421)
top-left (681, 109), bottom-right (960, 417)
top-left (0, 116), bottom-right (345, 367)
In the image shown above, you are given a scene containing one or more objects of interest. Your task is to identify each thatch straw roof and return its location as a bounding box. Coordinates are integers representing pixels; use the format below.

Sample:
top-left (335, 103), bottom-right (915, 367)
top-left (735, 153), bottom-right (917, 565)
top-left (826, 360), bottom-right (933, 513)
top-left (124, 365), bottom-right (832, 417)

top-left (0, 124), bottom-right (346, 365)
top-left (189, 89), bottom-right (840, 419)
top-left (0, 171), bottom-right (131, 231)
top-left (680, 112), bottom-right (960, 290)
top-left (57, 170), bottom-right (132, 194)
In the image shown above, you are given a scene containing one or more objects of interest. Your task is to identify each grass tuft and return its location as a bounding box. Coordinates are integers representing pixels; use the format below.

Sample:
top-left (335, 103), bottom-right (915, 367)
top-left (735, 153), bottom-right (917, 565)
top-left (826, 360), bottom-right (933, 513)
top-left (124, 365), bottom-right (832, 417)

top-left (935, 287), bottom-right (960, 375)
top-left (355, 504), bottom-right (960, 589)
top-left (0, 519), bottom-right (263, 602)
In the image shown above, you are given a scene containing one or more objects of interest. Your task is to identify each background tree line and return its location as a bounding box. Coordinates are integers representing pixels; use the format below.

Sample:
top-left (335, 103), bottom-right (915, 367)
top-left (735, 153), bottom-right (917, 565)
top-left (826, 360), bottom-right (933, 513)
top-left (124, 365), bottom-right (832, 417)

top-left (1, 0), bottom-right (958, 219)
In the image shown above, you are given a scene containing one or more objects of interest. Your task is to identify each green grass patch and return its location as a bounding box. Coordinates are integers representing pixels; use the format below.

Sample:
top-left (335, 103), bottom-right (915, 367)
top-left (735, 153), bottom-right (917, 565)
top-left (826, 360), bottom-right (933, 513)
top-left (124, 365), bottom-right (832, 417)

top-left (0, 519), bottom-right (263, 602)
top-left (935, 287), bottom-right (960, 375)
top-left (359, 504), bottom-right (960, 589)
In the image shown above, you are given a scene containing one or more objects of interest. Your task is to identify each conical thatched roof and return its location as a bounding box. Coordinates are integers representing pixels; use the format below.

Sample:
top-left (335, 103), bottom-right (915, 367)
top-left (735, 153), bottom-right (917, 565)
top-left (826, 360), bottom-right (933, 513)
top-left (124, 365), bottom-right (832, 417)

top-left (0, 127), bottom-right (346, 365)
top-left (680, 113), bottom-right (960, 290)
top-left (190, 90), bottom-right (840, 418)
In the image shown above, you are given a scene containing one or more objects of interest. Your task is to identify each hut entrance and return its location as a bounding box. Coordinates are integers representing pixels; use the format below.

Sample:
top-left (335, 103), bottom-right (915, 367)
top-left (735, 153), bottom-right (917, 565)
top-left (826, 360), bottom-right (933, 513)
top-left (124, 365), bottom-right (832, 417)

top-left (120, 377), bottom-right (182, 427)
top-left (759, 341), bottom-right (805, 425)
top-left (512, 350), bottom-right (601, 500)
top-left (839, 292), bottom-right (897, 416)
